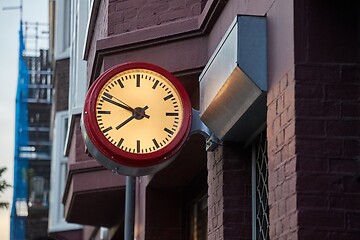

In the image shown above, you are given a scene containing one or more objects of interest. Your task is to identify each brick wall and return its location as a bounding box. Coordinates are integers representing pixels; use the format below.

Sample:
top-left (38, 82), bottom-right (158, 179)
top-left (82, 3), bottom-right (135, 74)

top-left (108, 0), bottom-right (205, 35)
top-left (207, 144), bottom-right (252, 240)
top-left (267, 66), bottom-right (297, 240)
top-left (267, 1), bottom-right (360, 239)
top-left (68, 115), bottom-right (93, 164)
top-left (53, 58), bottom-right (69, 112)
top-left (294, 63), bottom-right (360, 239)
top-left (87, 0), bottom-right (108, 84)
top-left (292, 1), bottom-right (360, 239)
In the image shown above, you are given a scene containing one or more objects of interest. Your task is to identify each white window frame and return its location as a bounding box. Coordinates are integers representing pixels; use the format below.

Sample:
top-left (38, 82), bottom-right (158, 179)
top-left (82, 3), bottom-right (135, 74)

top-left (49, 111), bottom-right (82, 233)
top-left (54, 0), bottom-right (71, 60)
top-left (68, 0), bottom-right (89, 115)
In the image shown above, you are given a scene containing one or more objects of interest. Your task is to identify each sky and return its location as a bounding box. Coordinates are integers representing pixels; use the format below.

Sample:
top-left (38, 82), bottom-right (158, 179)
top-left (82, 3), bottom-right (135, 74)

top-left (0, 0), bottom-right (48, 239)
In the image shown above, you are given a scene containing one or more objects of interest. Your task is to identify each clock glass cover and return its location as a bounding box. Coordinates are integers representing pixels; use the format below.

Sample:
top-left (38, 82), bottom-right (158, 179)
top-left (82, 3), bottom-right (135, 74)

top-left (82, 62), bottom-right (192, 173)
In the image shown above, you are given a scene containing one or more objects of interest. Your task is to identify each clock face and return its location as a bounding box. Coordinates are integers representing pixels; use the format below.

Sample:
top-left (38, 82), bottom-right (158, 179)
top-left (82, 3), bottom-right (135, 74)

top-left (95, 68), bottom-right (183, 154)
top-left (82, 62), bottom-right (192, 174)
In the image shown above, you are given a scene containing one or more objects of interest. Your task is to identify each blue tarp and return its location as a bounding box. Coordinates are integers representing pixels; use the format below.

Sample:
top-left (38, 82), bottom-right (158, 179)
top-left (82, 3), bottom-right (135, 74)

top-left (10, 21), bottom-right (29, 240)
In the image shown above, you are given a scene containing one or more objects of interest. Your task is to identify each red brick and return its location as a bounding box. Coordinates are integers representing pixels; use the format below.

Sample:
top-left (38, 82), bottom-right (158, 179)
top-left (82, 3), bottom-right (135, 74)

top-left (330, 194), bottom-right (360, 210)
top-left (343, 175), bottom-right (360, 192)
top-left (159, 8), bottom-right (189, 23)
top-left (138, 6), bottom-right (153, 19)
top-left (295, 64), bottom-right (341, 83)
top-left (285, 194), bottom-right (297, 215)
top-left (325, 84), bottom-right (360, 101)
top-left (346, 213), bottom-right (360, 230)
top-left (116, 0), bottom-right (145, 10)
top-left (169, 0), bottom-right (186, 10)
top-left (295, 83), bottom-right (324, 99)
top-left (343, 139), bottom-right (360, 157)
top-left (330, 231), bottom-right (360, 240)
top-left (136, 15), bottom-right (160, 28)
top-left (296, 99), bottom-right (341, 118)
top-left (297, 173), bottom-right (345, 193)
top-left (298, 209), bottom-right (345, 229)
top-left (341, 65), bottom-right (360, 83)
top-left (298, 151), bottom-right (319, 172)
top-left (123, 7), bottom-right (137, 20)
top-left (280, 105), bottom-right (294, 125)
top-left (296, 119), bottom-right (326, 137)
top-left (297, 193), bottom-right (329, 209)
top-left (207, 144), bottom-right (252, 240)
top-left (329, 158), bottom-right (360, 174)
top-left (191, 3), bottom-right (202, 15)
top-left (54, 59), bottom-right (69, 112)
top-left (152, 2), bottom-right (170, 13)
top-left (298, 229), bottom-right (330, 239)
top-left (327, 120), bottom-right (360, 137)
top-left (342, 102), bottom-right (360, 118)
top-left (296, 138), bottom-right (342, 156)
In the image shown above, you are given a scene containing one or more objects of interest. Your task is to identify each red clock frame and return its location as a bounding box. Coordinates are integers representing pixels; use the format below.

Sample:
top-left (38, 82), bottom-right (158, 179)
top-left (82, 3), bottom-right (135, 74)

top-left (81, 62), bottom-right (192, 176)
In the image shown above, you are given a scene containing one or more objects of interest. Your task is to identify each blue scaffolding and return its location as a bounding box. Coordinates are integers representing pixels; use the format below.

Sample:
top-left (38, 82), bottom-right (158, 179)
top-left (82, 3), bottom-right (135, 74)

top-left (10, 21), bottom-right (29, 240)
top-left (10, 20), bottom-right (52, 240)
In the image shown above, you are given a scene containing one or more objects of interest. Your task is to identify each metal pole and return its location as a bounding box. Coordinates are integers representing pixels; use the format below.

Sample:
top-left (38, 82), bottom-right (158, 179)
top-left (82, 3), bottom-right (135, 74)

top-left (124, 176), bottom-right (136, 240)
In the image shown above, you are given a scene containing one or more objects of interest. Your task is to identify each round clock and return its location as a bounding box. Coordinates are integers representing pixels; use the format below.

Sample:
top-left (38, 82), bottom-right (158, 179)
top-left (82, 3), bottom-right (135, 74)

top-left (81, 62), bottom-right (192, 176)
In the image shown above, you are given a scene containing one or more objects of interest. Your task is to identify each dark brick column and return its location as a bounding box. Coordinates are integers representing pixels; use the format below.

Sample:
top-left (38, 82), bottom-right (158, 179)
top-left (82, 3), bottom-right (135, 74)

top-left (267, 66), bottom-right (298, 239)
top-left (207, 143), bottom-right (252, 240)
top-left (292, 1), bottom-right (360, 239)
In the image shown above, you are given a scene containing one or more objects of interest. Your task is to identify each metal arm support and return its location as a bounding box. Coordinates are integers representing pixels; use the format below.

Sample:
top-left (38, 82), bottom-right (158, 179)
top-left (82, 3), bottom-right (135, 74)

top-left (190, 108), bottom-right (221, 152)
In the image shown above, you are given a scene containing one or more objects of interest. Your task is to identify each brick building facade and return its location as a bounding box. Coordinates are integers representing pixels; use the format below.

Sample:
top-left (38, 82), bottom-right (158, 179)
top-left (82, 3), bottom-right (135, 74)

top-left (48, 0), bottom-right (360, 239)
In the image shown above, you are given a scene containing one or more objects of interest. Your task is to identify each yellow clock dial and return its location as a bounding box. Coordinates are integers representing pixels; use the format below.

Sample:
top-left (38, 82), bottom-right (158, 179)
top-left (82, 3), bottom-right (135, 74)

top-left (95, 68), bottom-right (183, 154)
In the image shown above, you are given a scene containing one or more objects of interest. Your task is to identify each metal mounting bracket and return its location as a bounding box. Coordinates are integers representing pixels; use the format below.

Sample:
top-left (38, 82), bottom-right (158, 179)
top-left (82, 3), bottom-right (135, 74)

top-left (190, 108), bottom-right (221, 152)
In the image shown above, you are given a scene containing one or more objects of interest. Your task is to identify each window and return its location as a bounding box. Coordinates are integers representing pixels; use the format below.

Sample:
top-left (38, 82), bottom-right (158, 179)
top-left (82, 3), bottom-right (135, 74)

top-left (252, 131), bottom-right (269, 240)
top-left (28, 176), bottom-right (49, 207)
top-left (54, 0), bottom-right (71, 59)
top-left (68, 0), bottom-right (89, 115)
top-left (48, 111), bottom-right (81, 232)
top-left (184, 170), bottom-right (208, 240)
top-left (189, 194), bottom-right (208, 240)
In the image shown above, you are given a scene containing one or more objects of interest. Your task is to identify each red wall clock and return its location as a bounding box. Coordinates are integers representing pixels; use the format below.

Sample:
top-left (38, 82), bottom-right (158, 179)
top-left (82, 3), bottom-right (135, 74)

top-left (81, 62), bottom-right (192, 176)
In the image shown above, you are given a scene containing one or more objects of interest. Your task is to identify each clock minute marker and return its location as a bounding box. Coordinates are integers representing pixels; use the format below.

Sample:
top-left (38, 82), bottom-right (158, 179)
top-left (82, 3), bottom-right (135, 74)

top-left (164, 127), bottom-right (174, 135)
top-left (117, 79), bottom-right (124, 88)
top-left (136, 74), bottom-right (140, 87)
top-left (103, 92), bottom-right (113, 99)
top-left (98, 110), bottom-right (111, 114)
top-left (164, 94), bottom-right (173, 101)
top-left (166, 112), bottom-right (179, 116)
top-left (117, 138), bottom-right (124, 148)
top-left (137, 140), bottom-right (141, 153)
top-left (102, 126), bottom-right (113, 133)
top-left (152, 138), bottom-right (160, 149)
top-left (152, 80), bottom-right (159, 89)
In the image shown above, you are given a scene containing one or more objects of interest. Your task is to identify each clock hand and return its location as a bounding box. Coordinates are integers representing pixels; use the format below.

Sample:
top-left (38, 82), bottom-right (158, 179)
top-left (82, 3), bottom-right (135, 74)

top-left (116, 105), bottom-right (150, 130)
top-left (102, 96), bottom-right (133, 112)
top-left (103, 93), bottom-right (150, 119)
top-left (112, 96), bottom-right (150, 119)
top-left (116, 115), bottom-right (135, 130)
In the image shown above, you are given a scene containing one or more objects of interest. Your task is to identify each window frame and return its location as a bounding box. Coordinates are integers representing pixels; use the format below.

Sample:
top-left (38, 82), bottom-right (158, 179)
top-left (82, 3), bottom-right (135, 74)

top-left (251, 131), bottom-right (270, 240)
top-left (48, 111), bottom-right (82, 232)
top-left (54, 0), bottom-right (71, 60)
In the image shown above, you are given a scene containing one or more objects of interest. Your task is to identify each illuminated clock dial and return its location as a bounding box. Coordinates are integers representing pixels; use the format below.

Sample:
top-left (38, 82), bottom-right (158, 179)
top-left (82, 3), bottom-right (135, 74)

top-left (95, 68), bottom-right (183, 154)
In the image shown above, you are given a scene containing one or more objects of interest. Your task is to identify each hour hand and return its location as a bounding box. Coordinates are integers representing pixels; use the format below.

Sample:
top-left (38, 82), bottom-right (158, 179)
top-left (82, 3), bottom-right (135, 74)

top-left (116, 115), bottom-right (135, 130)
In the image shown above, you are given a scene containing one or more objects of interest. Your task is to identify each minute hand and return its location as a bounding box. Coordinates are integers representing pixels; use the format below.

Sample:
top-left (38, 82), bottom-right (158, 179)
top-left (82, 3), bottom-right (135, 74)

top-left (102, 93), bottom-right (150, 119)
top-left (102, 96), bottom-right (133, 112)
